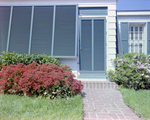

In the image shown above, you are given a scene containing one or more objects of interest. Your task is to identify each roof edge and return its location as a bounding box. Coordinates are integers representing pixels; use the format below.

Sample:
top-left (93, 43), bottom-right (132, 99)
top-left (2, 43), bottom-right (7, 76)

top-left (117, 10), bottom-right (150, 12)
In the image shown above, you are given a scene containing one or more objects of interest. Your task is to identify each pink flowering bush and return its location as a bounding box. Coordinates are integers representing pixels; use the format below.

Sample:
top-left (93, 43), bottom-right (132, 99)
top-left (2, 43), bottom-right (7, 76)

top-left (106, 53), bottom-right (150, 90)
top-left (0, 62), bottom-right (83, 99)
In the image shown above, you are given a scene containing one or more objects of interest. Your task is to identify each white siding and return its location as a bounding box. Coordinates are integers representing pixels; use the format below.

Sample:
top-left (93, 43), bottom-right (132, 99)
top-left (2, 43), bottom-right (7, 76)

top-left (108, 48), bottom-right (116, 54)
top-left (108, 41), bottom-right (116, 48)
top-left (108, 35), bottom-right (116, 41)
top-left (108, 55), bottom-right (116, 60)
top-left (109, 23), bottom-right (116, 29)
top-left (109, 29), bottom-right (116, 35)
top-left (107, 5), bottom-right (117, 70)
top-left (59, 58), bottom-right (78, 71)
top-left (108, 16), bottom-right (116, 22)
top-left (108, 5), bottom-right (116, 10)
top-left (108, 11), bottom-right (116, 16)
top-left (108, 60), bottom-right (114, 67)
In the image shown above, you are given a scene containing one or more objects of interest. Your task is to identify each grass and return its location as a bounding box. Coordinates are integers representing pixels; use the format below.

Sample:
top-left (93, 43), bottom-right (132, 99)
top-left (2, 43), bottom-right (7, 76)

top-left (120, 88), bottom-right (150, 120)
top-left (0, 94), bottom-right (83, 120)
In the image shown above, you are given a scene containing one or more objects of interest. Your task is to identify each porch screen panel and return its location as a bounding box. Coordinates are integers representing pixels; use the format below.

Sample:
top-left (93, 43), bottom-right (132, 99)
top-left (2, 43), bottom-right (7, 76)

top-left (94, 20), bottom-right (105, 71)
top-left (81, 20), bottom-right (92, 71)
top-left (53, 5), bottom-right (76, 56)
top-left (9, 6), bottom-right (32, 54)
top-left (31, 6), bottom-right (53, 55)
top-left (0, 6), bottom-right (10, 55)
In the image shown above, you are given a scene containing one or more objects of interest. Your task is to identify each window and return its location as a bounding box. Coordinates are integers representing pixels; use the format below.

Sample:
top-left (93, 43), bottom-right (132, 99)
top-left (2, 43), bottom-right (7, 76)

top-left (121, 22), bottom-right (150, 55)
top-left (0, 5), bottom-right (77, 57)
top-left (129, 23), bottom-right (145, 54)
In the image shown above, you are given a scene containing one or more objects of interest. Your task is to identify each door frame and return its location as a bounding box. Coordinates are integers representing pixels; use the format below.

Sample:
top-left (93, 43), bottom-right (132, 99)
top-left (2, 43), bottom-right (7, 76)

top-left (79, 17), bottom-right (106, 72)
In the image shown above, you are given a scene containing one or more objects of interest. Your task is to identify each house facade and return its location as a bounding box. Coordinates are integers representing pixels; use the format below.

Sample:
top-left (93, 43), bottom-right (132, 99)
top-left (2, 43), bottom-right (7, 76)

top-left (0, 0), bottom-right (118, 79)
top-left (0, 0), bottom-right (149, 80)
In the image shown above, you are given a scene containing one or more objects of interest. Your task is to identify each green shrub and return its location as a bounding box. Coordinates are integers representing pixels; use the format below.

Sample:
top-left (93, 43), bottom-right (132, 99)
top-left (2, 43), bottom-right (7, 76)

top-left (0, 62), bottom-right (83, 99)
top-left (106, 53), bottom-right (150, 90)
top-left (0, 51), bottom-right (62, 66)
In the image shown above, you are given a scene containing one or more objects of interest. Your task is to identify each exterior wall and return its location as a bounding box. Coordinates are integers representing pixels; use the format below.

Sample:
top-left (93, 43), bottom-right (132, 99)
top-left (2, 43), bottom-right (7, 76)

top-left (117, 13), bottom-right (150, 55)
top-left (107, 5), bottom-right (117, 71)
top-left (0, 0), bottom-right (118, 78)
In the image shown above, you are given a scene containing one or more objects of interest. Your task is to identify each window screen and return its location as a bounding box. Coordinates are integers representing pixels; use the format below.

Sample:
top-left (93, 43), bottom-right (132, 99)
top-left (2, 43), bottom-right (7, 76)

top-left (9, 6), bottom-right (32, 54)
top-left (94, 20), bottom-right (104, 71)
top-left (81, 20), bottom-right (92, 71)
top-left (31, 6), bottom-right (54, 54)
top-left (1, 5), bottom-right (77, 57)
top-left (0, 6), bottom-right (10, 55)
top-left (53, 5), bottom-right (76, 56)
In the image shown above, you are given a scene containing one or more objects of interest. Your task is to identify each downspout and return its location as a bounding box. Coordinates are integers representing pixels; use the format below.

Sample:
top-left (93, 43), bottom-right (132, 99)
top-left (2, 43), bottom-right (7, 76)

top-left (116, 10), bottom-right (124, 58)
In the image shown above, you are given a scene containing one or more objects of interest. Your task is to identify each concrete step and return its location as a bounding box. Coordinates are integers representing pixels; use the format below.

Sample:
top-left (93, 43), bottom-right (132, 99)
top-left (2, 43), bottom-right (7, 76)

top-left (78, 75), bottom-right (106, 79)
top-left (81, 81), bottom-right (118, 89)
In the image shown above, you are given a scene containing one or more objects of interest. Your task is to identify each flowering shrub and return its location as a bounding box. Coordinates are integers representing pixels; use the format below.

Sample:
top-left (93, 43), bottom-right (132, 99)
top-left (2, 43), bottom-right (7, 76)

top-left (106, 53), bottom-right (150, 90)
top-left (0, 62), bottom-right (83, 99)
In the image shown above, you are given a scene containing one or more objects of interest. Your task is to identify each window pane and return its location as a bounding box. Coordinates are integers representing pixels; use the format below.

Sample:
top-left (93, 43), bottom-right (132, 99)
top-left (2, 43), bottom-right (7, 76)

top-left (53, 5), bottom-right (76, 56)
top-left (131, 33), bottom-right (133, 40)
top-left (139, 33), bottom-right (142, 40)
top-left (139, 43), bottom-right (142, 54)
top-left (31, 6), bottom-right (53, 55)
top-left (135, 43), bottom-right (138, 53)
top-left (131, 43), bottom-right (133, 53)
top-left (9, 6), bottom-right (32, 54)
top-left (135, 33), bottom-right (138, 40)
top-left (140, 27), bottom-right (142, 31)
top-left (135, 27), bottom-right (138, 31)
top-left (135, 27), bottom-right (138, 40)
top-left (129, 41), bottom-right (134, 53)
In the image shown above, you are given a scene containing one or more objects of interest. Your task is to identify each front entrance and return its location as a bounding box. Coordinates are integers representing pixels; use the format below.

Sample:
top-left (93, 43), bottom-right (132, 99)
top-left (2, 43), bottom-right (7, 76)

top-left (80, 18), bottom-right (106, 72)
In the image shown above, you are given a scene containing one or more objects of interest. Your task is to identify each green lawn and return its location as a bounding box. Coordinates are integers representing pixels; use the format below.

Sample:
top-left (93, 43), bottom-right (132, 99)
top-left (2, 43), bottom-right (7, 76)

top-left (0, 94), bottom-right (83, 120)
top-left (120, 88), bottom-right (150, 120)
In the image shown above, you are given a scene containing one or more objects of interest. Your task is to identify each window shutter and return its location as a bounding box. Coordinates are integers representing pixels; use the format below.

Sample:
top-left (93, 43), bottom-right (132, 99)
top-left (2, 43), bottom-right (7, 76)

top-left (0, 6), bottom-right (10, 55)
top-left (147, 22), bottom-right (150, 54)
top-left (9, 6), bottom-right (32, 54)
top-left (121, 22), bottom-right (129, 54)
top-left (31, 6), bottom-right (53, 55)
top-left (53, 5), bottom-right (76, 57)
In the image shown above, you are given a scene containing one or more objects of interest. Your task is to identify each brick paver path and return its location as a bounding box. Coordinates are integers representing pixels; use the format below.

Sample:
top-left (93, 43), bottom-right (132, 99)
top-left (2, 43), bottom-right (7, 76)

top-left (82, 82), bottom-right (141, 120)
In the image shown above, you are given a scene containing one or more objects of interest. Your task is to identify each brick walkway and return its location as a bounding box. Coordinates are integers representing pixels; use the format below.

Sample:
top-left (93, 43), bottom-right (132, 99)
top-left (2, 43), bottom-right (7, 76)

top-left (82, 81), bottom-right (141, 120)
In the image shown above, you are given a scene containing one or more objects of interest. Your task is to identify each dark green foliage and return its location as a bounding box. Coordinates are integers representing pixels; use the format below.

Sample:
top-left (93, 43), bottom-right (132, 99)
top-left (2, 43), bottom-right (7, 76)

top-left (0, 51), bottom-right (62, 66)
top-left (106, 53), bottom-right (150, 90)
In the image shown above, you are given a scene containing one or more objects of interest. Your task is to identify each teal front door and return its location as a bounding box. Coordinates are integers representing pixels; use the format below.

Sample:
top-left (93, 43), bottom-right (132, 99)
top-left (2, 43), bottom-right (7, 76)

top-left (80, 18), bottom-right (106, 72)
